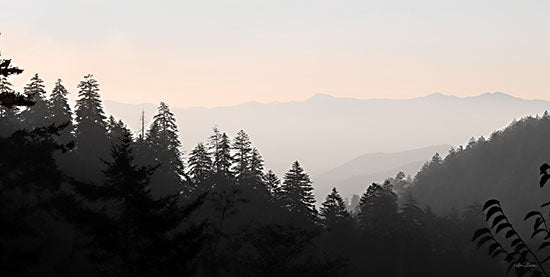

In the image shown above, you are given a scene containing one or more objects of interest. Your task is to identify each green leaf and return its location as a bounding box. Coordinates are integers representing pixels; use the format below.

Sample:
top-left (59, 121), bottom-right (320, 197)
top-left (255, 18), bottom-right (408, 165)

top-left (472, 228), bottom-right (491, 241)
top-left (525, 211), bottom-right (542, 221)
top-left (539, 241), bottom-right (550, 251)
top-left (483, 199), bottom-right (500, 211)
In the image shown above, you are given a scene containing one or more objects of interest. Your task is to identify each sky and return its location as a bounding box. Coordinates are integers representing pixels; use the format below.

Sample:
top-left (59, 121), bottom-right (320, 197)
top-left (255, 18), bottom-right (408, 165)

top-left (1, 0), bottom-right (549, 108)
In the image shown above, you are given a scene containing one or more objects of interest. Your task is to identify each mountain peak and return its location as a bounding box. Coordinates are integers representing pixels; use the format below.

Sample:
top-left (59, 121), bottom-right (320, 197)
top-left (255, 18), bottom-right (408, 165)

top-left (308, 93), bottom-right (335, 100)
top-left (478, 92), bottom-right (515, 98)
top-left (424, 92), bottom-right (451, 98)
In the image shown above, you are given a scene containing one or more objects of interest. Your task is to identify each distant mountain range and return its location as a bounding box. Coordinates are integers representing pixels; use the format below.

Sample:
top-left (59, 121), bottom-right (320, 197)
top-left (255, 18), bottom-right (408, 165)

top-left (102, 92), bottom-right (550, 198)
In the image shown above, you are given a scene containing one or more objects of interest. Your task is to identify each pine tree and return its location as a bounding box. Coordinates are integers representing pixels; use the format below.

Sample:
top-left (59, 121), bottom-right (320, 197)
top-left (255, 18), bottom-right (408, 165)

top-left (231, 130), bottom-right (252, 178)
top-left (146, 102), bottom-right (185, 196)
top-left (21, 73), bottom-right (49, 128)
top-left (208, 127), bottom-right (232, 176)
top-left (320, 188), bottom-right (352, 230)
top-left (74, 74), bottom-right (108, 154)
top-left (65, 129), bottom-right (206, 276)
top-left (73, 74), bottom-right (109, 181)
top-left (48, 79), bottom-right (73, 143)
top-left (357, 181), bottom-right (398, 237)
top-left (248, 148), bottom-right (264, 178)
top-left (264, 170), bottom-right (282, 200)
top-left (188, 142), bottom-right (212, 185)
top-left (107, 115), bottom-right (130, 144)
top-left (281, 161), bottom-right (317, 225)
top-left (208, 126), bottom-right (221, 162)
top-left (0, 76), bottom-right (21, 136)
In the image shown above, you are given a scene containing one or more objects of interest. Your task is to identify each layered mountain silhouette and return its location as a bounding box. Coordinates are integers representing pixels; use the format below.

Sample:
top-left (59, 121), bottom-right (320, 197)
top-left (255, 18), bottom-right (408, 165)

top-left (312, 144), bottom-right (451, 200)
top-left (103, 92), bottom-right (550, 186)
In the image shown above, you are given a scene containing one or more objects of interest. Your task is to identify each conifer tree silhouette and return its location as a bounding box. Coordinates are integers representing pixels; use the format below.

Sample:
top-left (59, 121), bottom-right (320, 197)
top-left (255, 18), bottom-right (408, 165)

top-left (231, 130), bottom-right (252, 179)
top-left (264, 169), bottom-right (282, 201)
top-left (0, 75), bottom-right (22, 136)
top-left (281, 161), bottom-right (317, 226)
top-left (320, 188), bottom-right (352, 230)
top-left (21, 73), bottom-right (49, 128)
top-left (58, 129), bottom-right (207, 277)
top-left (146, 102), bottom-right (185, 197)
top-left (73, 74), bottom-right (109, 181)
top-left (248, 148), bottom-right (264, 180)
top-left (107, 115), bottom-right (129, 144)
top-left (208, 127), bottom-right (232, 176)
top-left (48, 79), bottom-right (74, 143)
top-left (188, 142), bottom-right (212, 186)
top-left (357, 182), bottom-right (398, 239)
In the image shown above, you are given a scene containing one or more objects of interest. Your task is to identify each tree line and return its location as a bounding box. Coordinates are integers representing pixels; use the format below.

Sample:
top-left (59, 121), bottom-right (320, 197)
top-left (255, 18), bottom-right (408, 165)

top-left (0, 51), bottom-right (506, 276)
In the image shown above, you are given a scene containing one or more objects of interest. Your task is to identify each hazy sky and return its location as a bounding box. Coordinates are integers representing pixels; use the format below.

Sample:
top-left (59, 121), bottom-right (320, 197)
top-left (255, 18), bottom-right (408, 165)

top-left (1, 0), bottom-right (549, 107)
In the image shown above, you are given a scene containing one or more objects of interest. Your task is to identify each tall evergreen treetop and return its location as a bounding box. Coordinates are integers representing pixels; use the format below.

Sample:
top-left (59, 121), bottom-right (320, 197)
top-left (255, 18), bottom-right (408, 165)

top-left (107, 116), bottom-right (130, 144)
top-left (320, 188), bottom-right (351, 230)
top-left (281, 161), bottom-right (317, 224)
top-left (74, 74), bottom-right (108, 150)
top-left (21, 73), bottom-right (49, 128)
top-left (48, 79), bottom-right (73, 142)
top-left (49, 79), bottom-right (72, 125)
top-left (248, 148), bottom-right (264, 180)
top-left (188, 142), bottom-right (212, 185)
top-left (208, 127), bottom-right (232, 176)
top-left (358, 182), bottom-right (398, 237)
top-left (0, 76), bottom-right (14, 95)
top-left (231, 130), bottom-right (252, 178)
top-left (0, 76), bottom-right (18, 121)
top-left (148, 102), bottom-right (181, 152)
top-left (146, 102), bottom-right (185, 196)
top-left (208, 126), bottom-right (221, 159)
top-left (264, 170), bottom-right (282, 200)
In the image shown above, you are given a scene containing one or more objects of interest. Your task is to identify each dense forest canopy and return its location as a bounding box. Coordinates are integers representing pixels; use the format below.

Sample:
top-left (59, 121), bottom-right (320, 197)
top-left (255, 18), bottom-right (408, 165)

top-left (2, 48), bottom-right (547, 276)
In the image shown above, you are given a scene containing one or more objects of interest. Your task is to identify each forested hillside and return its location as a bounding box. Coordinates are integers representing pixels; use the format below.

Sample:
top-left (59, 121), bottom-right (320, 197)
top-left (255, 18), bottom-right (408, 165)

top-left (411, 114), bottom-right (550, 225)
top-left (0, 52), bottom-right (509, 276)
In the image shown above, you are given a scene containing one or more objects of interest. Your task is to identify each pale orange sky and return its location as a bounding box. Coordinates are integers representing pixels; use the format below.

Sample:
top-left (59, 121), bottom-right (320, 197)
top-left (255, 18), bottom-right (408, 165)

top-left (1, 0), bottom-right (550, 107)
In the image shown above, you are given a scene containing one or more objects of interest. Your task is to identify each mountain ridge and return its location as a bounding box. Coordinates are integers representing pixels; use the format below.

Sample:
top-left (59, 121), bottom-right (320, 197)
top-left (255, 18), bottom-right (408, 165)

top-left (102, 91), bottom-right (550, 181)
top-left (104, 92), bottom-right (543, 110)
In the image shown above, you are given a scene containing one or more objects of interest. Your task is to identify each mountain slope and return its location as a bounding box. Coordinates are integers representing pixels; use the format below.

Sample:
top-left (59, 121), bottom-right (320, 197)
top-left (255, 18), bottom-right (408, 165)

top-left (410, 114), bottom-right (550, 225)
top-left (312, 144), bottom-right (451, 200)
